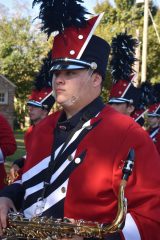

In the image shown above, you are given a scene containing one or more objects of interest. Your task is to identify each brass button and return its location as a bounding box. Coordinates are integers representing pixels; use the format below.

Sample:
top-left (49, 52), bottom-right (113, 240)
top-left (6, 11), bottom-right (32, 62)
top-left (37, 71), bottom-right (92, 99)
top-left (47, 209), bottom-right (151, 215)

top-left (68, 155), bottom-right (73, 161)
top-left (61, 187), bottom-right (66, 193)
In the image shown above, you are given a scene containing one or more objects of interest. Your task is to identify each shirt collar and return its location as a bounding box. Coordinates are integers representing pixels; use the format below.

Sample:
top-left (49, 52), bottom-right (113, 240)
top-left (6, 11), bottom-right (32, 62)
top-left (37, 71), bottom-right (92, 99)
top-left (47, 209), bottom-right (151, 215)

top-left (57, 97), bottom-right (105, 131)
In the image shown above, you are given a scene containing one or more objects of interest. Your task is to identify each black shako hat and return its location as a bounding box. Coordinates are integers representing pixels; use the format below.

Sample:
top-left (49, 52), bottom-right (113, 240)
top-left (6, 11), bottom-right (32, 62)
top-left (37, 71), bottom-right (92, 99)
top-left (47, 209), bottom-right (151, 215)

top-left (108, 32), bottom-right (139, 107)
top-left (108, 78), bottom-right (141, 108)
top-left (147, 83), bottom-right (160, 117)
top-left (32, 1), bottom-right (110, 80)
top-left (80, 35), bottom-right (110, 80)
top-left (50, 14), bottom-right (110, 80)
top-left (27, 88), bottom-right (54, 112)
top-left (27, 51), bottom-right (55, 112)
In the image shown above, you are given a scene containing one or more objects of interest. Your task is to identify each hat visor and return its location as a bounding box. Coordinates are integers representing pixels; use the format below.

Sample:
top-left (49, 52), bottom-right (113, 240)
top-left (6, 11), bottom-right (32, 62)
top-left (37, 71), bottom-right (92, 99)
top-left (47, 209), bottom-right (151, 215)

top-left (108, 98), bottom-right (132, 104)
top-left (147, 113), bottom-right (160, 117)
top-left (50, 58), bottom-right (91, 72)
top-left (27, 100), bottom-right (42, 108)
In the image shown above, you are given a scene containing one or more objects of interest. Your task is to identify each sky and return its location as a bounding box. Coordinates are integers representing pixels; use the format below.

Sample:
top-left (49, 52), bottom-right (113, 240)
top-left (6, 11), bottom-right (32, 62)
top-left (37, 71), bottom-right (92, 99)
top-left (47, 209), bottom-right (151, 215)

top-left (0, 0), bottom-right (102, 15)
top-left (0, 0), bottom-right (159, 17)
top-left (0, 0), bottom-right (97, 10)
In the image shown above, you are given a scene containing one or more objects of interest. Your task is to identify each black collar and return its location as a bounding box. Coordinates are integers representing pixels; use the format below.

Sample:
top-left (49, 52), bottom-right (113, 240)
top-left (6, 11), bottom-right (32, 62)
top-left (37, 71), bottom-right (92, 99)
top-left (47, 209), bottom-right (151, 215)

top-left (57, 97), bottom-right (105, 132)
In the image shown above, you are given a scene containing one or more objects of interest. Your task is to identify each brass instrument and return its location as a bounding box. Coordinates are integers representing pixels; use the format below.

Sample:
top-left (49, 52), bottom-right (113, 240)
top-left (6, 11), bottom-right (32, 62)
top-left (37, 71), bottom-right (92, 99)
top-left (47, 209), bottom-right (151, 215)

top-left (3, 149), bottom-right (135, 240)
top-left (5, 175), bottom-right (17, 185)
top-left (5, 170), bottom-right (19, 185)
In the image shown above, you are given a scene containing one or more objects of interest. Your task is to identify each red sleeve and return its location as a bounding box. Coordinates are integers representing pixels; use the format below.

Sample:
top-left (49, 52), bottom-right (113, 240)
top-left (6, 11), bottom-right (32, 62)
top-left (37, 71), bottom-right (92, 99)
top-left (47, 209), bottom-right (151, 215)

top-left (155, 131), bottom-right (160, 155)
top-left (0, 114), bottom-right (16, 158)
top-left (113, 123), bottom-right (160, 240)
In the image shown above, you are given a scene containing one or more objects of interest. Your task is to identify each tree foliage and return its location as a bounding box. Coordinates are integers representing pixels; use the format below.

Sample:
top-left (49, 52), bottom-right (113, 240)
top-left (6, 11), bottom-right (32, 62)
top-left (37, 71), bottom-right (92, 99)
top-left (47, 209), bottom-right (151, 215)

top-left (94, 0), bottom-right (160, 97)
top-left (147, 10), bottom-right (160, 83)
top-left (0, 3), bottom-right (51, 128)
top-left (0, 1), bottom-right (160, 123)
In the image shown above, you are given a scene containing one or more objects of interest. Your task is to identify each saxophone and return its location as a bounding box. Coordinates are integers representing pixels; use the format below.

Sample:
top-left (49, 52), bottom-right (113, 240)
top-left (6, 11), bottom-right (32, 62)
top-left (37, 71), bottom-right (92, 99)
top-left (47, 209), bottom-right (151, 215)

top-left (3, 149), bottom-right (135, 240)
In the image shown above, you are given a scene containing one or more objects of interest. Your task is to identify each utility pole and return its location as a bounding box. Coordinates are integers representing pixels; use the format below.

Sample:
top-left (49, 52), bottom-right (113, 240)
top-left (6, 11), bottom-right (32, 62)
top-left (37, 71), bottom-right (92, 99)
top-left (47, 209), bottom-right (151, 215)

top-left (134, 28), bottom-right (140, 87)
top-left (141, 0), bottom-right (149, 83)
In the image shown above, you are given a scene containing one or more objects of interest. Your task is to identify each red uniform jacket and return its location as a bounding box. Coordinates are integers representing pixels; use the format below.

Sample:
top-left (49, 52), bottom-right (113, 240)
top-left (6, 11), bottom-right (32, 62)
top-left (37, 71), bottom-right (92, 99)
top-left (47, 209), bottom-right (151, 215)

top-left (0, 114), bottom-right (16, 189)
top-left (9, 106), bottom-right (160, 239)
top-left (147, 127), bottom-right (160, 154)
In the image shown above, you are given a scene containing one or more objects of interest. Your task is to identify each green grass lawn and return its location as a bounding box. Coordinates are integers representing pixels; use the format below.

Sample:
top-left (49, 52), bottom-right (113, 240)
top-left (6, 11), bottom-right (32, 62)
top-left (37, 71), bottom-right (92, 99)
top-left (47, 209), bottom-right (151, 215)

top-left (5, 130), bottom-right (26, 173)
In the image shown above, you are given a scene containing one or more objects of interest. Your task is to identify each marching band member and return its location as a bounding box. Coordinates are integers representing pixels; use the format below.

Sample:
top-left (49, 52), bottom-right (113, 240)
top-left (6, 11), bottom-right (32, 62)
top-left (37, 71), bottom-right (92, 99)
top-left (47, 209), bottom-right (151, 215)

top-left (0, 1), bottom-right (160, 240)
top-left (147, 106), bottom-right (160, 154)
top-left (146, 83), bottom-right (160, 154)
top-left (9, 51), bottom-right (55, 181)
top-left (108, 32), bottom-right (140, 117)
top-left (9, 87), bottom-right (55, 182)
top-left (108, 34), bottom-right (154, 129)
top-left (147, 104), bottom-right (160, 154)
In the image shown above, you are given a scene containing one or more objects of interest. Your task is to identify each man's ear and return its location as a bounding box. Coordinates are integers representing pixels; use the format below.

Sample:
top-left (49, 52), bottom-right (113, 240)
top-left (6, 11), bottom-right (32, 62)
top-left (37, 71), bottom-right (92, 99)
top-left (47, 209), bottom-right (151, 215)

top-left (92, 72), bottom-right (102, 87)
top-left (128, 105), bottom-right (135, 114)
top-left (42, 109), bottom-right (48, 118)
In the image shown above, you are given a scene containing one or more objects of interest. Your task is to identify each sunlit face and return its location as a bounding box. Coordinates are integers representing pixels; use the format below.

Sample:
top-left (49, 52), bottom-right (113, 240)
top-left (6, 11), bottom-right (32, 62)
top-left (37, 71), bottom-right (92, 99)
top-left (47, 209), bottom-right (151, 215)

top-left (110, 103), bottom-right (135, 116)
top-left (28, 106), bottom-right (48, 124)
top-left (52, 69), bottom-right (95, 110)
top-left (147, 116), bottom-right (160, 128)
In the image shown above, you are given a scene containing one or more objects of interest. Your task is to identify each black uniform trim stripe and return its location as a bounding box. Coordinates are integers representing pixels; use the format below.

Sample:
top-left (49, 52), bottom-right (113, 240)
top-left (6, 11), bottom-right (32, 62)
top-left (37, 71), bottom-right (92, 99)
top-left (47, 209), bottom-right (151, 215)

top-left (23, 119), bottom-right (101, 216)
top-left (23, 119), bottom-right (100, 190)
top-left (23, 150), bottom-right (87, 211)
top-left (23, 168), bottom-right (47, 189)
top-left (52, 119), bottom-right (101, 173)
top-left (42, 198), bottom-right (65, 218)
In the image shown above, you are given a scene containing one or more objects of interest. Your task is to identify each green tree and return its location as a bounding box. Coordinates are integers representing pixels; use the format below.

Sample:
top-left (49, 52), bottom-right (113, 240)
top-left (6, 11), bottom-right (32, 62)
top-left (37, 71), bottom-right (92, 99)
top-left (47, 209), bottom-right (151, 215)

top-left (147, 9), bottom-right (160, 83)
top-left (94, 0), bottom-right (160, 95)
top-left (0, 11), bottom-right (51, 128)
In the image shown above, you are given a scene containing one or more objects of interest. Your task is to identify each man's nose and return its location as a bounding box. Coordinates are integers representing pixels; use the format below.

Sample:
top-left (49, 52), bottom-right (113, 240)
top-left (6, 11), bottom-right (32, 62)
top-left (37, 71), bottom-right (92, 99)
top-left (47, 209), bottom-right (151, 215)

top-left (53, 73), bottom-right (65, 84)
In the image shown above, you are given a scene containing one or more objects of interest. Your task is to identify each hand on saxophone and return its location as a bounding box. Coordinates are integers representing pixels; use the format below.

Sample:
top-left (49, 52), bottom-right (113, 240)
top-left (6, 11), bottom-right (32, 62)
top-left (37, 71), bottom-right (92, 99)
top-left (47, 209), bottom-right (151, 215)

top-left (8, 164), bottom-right (20, 184)
top-left (61, 218), bottom-right (83, 240)
top-left (0, 197), bottom-right (17, 236)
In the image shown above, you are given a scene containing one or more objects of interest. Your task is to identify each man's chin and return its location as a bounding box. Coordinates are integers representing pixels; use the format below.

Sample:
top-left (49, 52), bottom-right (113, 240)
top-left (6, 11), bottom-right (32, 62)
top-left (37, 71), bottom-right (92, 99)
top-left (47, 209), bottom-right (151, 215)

top-left (56, 97), bottom-right (68, 106)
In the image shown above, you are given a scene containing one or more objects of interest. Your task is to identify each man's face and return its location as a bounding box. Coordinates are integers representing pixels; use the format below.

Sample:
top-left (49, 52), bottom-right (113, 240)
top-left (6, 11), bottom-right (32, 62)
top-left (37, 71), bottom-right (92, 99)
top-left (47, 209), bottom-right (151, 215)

top-left (110, 103), bottom-right (135, 116)
top-left (52, 69), bottom-right (100, 113)
top-left (28, 106), bottom-right (48, 124)
top-left (147, 116), bottom-right (160, 128)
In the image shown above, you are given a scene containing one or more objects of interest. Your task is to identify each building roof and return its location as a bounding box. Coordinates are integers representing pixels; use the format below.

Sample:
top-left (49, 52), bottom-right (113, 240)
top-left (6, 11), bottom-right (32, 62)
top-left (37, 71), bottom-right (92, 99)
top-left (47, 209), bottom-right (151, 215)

top-left (0, 74), bottom-right (16, 88)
